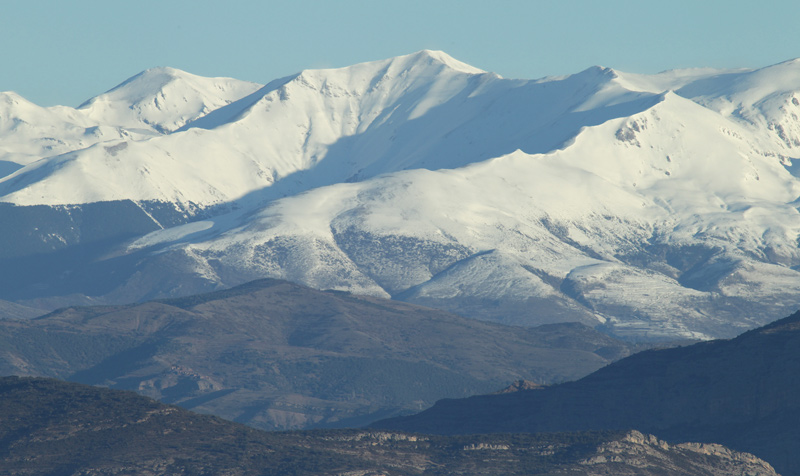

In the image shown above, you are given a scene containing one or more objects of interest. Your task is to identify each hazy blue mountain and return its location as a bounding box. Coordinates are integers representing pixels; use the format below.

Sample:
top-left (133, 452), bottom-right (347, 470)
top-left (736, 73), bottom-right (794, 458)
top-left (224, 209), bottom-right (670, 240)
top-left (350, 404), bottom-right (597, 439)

top-left (0, 376), bottom-right (778, 476)
top-left (374, 309), bottom-right (800, 476)
top-left (0, 278), bottom-right (636, 430)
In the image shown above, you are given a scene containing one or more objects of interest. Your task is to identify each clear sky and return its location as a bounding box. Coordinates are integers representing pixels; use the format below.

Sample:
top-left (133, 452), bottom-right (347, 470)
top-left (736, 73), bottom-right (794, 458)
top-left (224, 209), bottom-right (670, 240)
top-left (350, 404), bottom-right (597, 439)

top-left (3, 0), bottom-right (799, 107)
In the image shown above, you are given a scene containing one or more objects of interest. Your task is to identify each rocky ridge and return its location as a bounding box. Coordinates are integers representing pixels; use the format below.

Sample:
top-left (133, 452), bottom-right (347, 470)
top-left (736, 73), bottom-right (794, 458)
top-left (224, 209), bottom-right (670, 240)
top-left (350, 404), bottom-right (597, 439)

top-left (374, 309), bottom-right (800, 475)
top-left (0, 376), bottom-right (778, 476)
top-left (576, 431), bottom-right (776, 476)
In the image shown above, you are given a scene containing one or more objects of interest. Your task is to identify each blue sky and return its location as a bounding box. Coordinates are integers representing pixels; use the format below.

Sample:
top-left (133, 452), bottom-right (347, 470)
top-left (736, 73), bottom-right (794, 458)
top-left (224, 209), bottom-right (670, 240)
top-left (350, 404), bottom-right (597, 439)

top-left (3, 0), bottom-right (799, 107)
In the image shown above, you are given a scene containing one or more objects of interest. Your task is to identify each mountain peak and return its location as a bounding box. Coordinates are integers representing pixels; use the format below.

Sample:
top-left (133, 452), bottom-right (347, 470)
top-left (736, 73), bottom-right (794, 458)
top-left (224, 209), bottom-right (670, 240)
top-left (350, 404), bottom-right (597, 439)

top-left (76, 67), bottom-right (261, 133)
top-left (78, 66), bottom-right (192, 109)
top-left (407, 49), bottom-right (486, 74)
top-left (772, 57), bottom-right (800, 67)
top-left (296, 50), bottom-right (487, 84)
top-left (0, 90), bottom-right (29, 104)
top-left (576, 65), bottom-right (620, 81)
top-left (5, 54), bottom-right (800, 344)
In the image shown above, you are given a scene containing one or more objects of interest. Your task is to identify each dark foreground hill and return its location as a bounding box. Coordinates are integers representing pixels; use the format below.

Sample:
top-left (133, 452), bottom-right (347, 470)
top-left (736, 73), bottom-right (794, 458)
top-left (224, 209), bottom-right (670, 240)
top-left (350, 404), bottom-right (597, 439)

top-left (0, 376), bottom-right (778, 476)
top-left (0, 278), bottom-right (636, 430)
top-left (375, 310), bottom-right (800, 476)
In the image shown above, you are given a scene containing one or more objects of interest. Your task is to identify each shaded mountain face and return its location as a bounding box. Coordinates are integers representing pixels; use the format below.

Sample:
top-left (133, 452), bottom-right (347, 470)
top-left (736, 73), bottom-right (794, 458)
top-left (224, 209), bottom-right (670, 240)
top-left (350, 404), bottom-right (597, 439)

top-left (374, 310), bottom-right (800, 476)
top-left (3, 51), bottom-right (800, 340)
top-left (0, 299), bottom-right (44, 320)
top-left (0, 278), bottom-right (635, 430)
top-left (0, 376), bottom-right (778, 476)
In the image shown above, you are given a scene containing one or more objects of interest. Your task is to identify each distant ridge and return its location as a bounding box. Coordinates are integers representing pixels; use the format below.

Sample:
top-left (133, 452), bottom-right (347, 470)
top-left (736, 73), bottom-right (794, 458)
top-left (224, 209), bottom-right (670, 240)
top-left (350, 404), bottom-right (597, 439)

top-left (77, 66), bottom-right (262, 133)
top-left (2, 52), bottom-right (800, 339)
top-left (0, 376), bottom-right (778, 476)
top-left (0, 278), bottom-right (634, 430)
top-left (373, 309), bottom-right (800, 476)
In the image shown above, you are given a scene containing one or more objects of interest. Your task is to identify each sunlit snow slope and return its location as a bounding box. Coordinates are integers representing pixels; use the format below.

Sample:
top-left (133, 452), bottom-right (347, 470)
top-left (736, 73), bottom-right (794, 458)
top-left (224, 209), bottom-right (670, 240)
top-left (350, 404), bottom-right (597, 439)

top-left (2, 51), bottom-right (800, 340)
top-left (0, 69), bottom-right (261, 178)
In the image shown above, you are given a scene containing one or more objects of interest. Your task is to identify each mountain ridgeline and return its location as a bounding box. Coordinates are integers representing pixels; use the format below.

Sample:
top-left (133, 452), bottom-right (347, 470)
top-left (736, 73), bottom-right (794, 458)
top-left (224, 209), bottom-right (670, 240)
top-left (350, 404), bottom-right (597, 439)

top-left (374, 309), bottom-right (800, 476)
top-left (2, 52), bottom-right (800, 339)
top-left (0, 376), bottom-right (778, 476)
top-left (0, 278), bottom-right (637, 431)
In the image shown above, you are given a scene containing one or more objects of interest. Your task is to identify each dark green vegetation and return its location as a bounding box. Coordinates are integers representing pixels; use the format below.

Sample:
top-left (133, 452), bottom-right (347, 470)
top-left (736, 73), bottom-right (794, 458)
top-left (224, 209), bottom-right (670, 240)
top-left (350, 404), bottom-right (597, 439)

top-left (0, 278), bottom-right (636, 430)
top-left (376, 310), bottom-right (800, 476)
top-left (0, 377), bottom-right (777, 476)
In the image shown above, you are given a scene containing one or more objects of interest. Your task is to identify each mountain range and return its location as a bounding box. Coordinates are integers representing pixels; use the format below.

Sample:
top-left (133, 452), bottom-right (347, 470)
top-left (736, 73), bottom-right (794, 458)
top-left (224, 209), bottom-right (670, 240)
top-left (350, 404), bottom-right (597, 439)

top-left (3, 51), bottom-right (800, 339)
top-left (0, 278), bottom-right (635, 431)
top-left (374, 309), bottom-right (800, 476)
top-left (0, 376), bottom-right (778, 476)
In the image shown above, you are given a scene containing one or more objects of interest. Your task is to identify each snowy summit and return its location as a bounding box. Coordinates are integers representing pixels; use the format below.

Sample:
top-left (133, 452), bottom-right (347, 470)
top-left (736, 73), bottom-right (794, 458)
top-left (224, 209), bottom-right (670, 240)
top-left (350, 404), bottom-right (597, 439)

top-left (2, 50), bottom-right (800, 340)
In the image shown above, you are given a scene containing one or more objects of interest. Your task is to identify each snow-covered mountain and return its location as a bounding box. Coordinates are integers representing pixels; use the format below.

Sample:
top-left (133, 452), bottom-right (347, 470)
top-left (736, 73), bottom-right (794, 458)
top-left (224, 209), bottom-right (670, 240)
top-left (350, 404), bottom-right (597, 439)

top-left (2, 51), bottom-right (800, 340)
top-left (77, 66), bottom-right (262, 134)
top-left (0, 68), bottom-right (261, 179)
top-left (0, 91), bottom-right (128, 176)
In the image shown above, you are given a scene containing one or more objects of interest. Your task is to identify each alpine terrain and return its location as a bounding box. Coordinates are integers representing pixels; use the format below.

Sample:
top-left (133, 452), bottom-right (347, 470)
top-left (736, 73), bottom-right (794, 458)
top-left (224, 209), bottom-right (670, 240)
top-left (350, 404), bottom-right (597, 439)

top-left (2, 51), bottom-right (800, 340)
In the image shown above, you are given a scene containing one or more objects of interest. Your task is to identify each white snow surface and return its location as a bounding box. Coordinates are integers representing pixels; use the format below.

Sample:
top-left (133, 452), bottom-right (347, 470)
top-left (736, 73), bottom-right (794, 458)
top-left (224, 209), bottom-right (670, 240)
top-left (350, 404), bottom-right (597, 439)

top-left (0, 68), bottom-right (261, 180)
top-left (77, 67), bottom-right (263, 134)
top-left (3, 50), bottom-right (800, 339)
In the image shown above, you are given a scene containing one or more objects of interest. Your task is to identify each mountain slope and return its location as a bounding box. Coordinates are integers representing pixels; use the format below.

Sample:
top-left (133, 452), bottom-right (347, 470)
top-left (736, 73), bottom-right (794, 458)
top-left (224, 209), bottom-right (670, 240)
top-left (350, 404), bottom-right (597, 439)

top-left (1, 52), bottom-right (800, 339)
top-left (77, 66), bottom-right (262, 134)
top-left (374, 309), bottom-right (800, 476)
top-left (678, 58), bottom-right (800, 152)
top-left (0, 68), bottom-right (261, 177)
top-left (0, 278), bottom-right (635, 430)
top-left (0, 51), bottom-right (660, 208)
top-left (1, 377), bottom-right (775, 476)
top-left (0, 91), bottom-right (137, 174)
top-left (116, 88), bottom-right (800, 339)
top-left (0, 298), bottom-right (44, 319)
